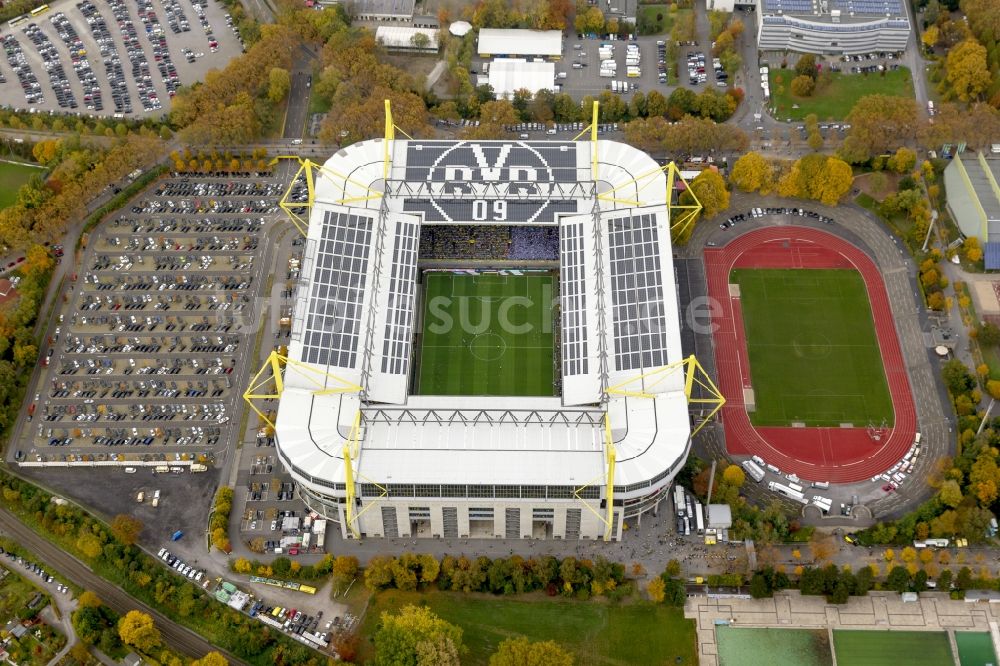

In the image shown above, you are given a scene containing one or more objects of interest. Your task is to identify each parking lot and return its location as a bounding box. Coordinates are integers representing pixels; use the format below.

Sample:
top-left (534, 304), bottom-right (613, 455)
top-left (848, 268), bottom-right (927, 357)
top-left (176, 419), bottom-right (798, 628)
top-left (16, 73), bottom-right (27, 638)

top-left (0, 0), bottom-right (243, 117)
top-left (12, 172), bottom-right (287, 468)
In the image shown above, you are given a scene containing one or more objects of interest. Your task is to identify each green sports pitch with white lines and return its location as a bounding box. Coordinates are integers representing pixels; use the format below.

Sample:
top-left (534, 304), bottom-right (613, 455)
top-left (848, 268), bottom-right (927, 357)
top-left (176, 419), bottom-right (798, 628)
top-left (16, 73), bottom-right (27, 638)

top-left (416, 272), bottom-right (556, 396)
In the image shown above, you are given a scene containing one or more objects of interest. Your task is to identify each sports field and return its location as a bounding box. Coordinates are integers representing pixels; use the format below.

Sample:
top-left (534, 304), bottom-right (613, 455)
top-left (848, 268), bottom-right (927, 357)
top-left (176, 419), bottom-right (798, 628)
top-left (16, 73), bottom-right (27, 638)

top-left (955, 632), bottom-right (998, 666)
top-left (418, 272), bottom-right (555, 396)
top-left (0, 161), bottom-right (42, 209)
top-left (718, 627), bottom-right (832, 666)
top-left (833, 630), bottom-right (953, 666)
top-left (732, 268), bottom-right (893, 427)
top-left (359, 590), bottom-right (698, 665)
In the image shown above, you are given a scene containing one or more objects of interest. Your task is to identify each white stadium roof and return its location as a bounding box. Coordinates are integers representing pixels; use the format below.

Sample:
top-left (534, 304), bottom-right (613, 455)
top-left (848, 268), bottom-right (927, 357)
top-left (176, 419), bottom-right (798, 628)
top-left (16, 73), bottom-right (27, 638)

top-left (488, 58), bottom-right (555, 96)
top-left (477, 28), bottom-right (563, 57)
top-left (276, 138), bottom-right (691, 503)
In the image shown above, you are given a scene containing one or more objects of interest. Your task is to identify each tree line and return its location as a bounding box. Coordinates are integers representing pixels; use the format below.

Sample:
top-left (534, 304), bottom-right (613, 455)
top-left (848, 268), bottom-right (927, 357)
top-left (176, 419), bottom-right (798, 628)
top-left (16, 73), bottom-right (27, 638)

top-left (362, 551), bottom-right (633, 601)
top-left (0, 471), bottom-right (327, 666)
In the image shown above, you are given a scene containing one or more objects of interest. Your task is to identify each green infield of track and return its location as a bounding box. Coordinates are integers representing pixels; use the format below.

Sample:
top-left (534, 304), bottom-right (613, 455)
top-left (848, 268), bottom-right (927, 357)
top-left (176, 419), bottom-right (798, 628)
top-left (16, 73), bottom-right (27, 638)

top-left (417, 272), bottom-right (555, 396)
top-left (832, 630), bottom-right (953, 666)
top-left (732, 268), bottom-right (893, 427)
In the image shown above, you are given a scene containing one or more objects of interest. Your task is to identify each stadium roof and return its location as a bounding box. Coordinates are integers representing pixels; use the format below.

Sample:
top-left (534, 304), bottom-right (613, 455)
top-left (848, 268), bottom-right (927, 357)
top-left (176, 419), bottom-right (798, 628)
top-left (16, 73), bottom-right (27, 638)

top-left (277, 138), bottom-right (690, 496)
top-left (488, 58), bottom-right (556, 96)
top-left (375, 26), bottom-right (439, 50)
top-left (478, 29), bottom-right (563, 57)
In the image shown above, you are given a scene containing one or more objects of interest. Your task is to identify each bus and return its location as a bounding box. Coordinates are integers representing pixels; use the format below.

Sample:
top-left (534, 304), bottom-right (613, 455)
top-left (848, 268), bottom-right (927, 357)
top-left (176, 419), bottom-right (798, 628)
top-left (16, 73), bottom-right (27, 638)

top-left (741, 459), bottom-right (765, 483)
top-left (694, 501), bottom-right (705, 535)
top-left (674, 484), bottom-right (686, 517)
top-left (8, 14), bottom-right (28, 28)
top-left (29, 4), bottom-right (49, 16)
top-left (768, 481), bottom-right (806, 503)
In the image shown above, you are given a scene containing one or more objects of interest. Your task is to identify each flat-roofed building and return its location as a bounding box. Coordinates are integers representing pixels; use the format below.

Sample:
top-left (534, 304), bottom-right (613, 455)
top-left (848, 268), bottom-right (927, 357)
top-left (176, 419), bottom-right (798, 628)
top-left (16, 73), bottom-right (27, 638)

top-left (375, 25), bottom-right (439, 52)
top-left (478, 28), bottom-right (562, 58)
top-left (756, 0), bottom-right (910, 55)
top-left (488, 58), bottom-right (556, 96)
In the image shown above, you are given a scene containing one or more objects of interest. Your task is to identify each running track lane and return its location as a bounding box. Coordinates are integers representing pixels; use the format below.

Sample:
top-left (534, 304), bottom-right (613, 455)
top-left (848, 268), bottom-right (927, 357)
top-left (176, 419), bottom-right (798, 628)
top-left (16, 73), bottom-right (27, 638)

top-left (704, 227), bottom-right (917, 483)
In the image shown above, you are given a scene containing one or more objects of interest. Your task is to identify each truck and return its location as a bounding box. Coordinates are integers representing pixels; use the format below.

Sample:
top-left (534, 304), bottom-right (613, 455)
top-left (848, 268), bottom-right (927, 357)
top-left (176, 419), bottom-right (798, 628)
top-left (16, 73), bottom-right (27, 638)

top-left (626, 67), bottom-right (640, 78)
top-left (600, 68), bottom-right (615, 78)
top-left (171, 530), bottom-right (184, 541)
top-left (190, 463), bottom-right (208, 472)
top-left (741, 459), bottom-right (765, 483)
top-left (154, 465), bottom-right (170, 474)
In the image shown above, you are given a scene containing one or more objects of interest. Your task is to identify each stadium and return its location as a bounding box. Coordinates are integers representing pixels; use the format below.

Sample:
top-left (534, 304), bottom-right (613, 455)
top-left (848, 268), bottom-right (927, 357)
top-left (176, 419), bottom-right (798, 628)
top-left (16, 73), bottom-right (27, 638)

top-left (246, 105), bottom-right (723, 542)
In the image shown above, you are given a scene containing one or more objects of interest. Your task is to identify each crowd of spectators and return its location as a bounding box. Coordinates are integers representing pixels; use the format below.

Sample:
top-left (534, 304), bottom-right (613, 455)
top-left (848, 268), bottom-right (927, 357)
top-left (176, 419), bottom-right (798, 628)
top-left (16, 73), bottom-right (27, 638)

top-left (508, 226), bottom-right (559, 260)
top-left (419, 225), bottom-right (560, 261)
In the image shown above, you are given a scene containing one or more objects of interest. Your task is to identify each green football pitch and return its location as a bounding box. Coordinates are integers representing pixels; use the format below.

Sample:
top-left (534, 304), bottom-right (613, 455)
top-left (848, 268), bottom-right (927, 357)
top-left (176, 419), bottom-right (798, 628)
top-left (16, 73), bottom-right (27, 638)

top-left (732, 268), bottom-right (893, 427)
top-left (832, 630), bottom-right (954, 666)
top-left (417, 272), bottom-right (555, 396)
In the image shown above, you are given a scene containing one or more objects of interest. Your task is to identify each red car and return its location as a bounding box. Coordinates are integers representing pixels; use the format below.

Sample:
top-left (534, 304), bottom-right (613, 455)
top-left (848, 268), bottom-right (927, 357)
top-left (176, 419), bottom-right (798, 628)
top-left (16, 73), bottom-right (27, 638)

top-left (882, 483), bottom-right (896, 492)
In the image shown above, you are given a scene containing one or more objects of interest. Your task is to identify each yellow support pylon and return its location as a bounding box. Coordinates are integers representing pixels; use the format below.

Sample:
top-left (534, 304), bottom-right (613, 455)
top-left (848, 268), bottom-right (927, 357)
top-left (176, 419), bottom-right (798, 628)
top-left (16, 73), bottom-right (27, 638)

top-left (241, 350), bottom-right (363, 432)
top-left (606, 355), bottom-right (725, 438)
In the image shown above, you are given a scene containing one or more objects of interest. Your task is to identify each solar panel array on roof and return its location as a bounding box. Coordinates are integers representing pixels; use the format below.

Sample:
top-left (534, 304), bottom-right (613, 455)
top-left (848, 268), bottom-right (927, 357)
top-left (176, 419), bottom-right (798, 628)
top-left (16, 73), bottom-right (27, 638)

top-left (986, 242), bottom-right (1000, 271)
top-left (301, 210), bottom-right (373, 368)
top-left (833, 0), bottom-right (902, 12)
top-left (607, 214), bottom-right (669, 372)
top-left (762, 0), bottom-right (813, 12)
top-left (402, 141), bottom-right (581, 223)
top-left (560, 221), bottom-right (589, 376)
top-left (380, 218), bottom-right (419, 375)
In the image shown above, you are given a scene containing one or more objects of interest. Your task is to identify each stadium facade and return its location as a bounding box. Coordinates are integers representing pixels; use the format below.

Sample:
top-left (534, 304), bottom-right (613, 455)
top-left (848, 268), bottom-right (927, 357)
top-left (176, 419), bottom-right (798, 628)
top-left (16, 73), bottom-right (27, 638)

top-left (261, 121), bottom-right (721, 542)
top-left (756, 0), bottom-right (910, 55)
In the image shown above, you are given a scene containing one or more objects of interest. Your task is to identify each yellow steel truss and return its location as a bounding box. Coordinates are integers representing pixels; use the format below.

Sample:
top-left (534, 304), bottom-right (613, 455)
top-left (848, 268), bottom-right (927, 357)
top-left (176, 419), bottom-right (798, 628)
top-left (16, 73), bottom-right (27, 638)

top-left (583, 355), bottom-right (725, 541)
top-left (341, 410), bottom-right (389, 539)
top-left (595, 162), bottom-right (703, 239)
top-left (269, 156), bottom-right (384, 236)
top-left (242, 351), bottom-right (390, 539)
top-left (606, 354), bottom-right (726, 438)
top-left (242, 350), bottom-right (363, 431)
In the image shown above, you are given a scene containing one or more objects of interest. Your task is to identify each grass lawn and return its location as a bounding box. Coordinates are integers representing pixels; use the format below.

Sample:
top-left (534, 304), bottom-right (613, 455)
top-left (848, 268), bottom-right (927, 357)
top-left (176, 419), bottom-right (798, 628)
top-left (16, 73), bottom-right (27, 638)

top-left (718, 627), bottom-right (833, 666)
top-left (418, 272), bottom-right (555, 396)
top-left (732, 268), bottom-right (893, 427)
top-left (0, 161), bottom-right (42, 209)
top-left (638, 5), bottom-right (676, 34)
top-left (358, 590), bottom-right (697, 665)
top-left (768, 67), bottom-right (913, 121)
top-left (833, 630), bottom-right (953, 666)
top-left (0, 567), bottom-right (49, 618)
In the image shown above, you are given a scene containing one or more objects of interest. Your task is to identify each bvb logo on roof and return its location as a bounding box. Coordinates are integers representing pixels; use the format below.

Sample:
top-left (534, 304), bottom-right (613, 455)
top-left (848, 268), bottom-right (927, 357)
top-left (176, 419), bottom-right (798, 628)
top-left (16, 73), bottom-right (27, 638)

top-left (425, 141), bottom-right (556, 223)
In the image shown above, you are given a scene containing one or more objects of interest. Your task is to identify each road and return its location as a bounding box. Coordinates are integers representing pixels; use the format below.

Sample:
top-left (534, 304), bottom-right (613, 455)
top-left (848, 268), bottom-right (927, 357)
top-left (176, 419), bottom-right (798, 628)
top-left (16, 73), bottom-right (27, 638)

top-left (283, 45), bottom-right (315, 140)
top-left (0, 509), bottom-right (246, 665)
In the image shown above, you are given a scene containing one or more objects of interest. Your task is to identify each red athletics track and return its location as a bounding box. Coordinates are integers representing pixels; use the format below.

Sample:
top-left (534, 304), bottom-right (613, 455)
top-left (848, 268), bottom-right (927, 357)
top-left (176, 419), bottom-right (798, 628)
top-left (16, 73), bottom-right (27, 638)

top-left (705, 227), bottom-right (916, 483)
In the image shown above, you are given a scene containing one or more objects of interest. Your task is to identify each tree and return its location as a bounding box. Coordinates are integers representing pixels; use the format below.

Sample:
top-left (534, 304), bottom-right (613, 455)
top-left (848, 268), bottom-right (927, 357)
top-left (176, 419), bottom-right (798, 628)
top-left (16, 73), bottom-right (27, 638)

top-left (749, 572), bottom-right (772, 598)
top-left (840, 95), bottom-right (918, 163)
top-left (683, 169), bottom-right (730, 218)
top-left (946, 39), bottom-right (991, 102)
top-left (791, 75), bottom-right (815, 97)
top-left (110, 514), bottom-right (143, 546)
top-left (722, 464), bottom-right (745, 488)
top-left (665, 559), bottom-right (682, 577)
top-left (795, 54), bottom-right (817, 79)
top-left (489, 637), bottom-right (573, 666)
top-left (77, 591), bottom-right (103, 609)
top-left (886, 565), bottom-right (911, 592)
top-left (887, 147), bottom-right (917, 174)
top-left (410, 32), bottom-right (431, 49)
top-left (778, 154), bottom-right (853, 205)
top-left (190, 653), bottom-right (229, 666)
top-left (978, 321), bottom-right (1000, 346)
top-left (332, 555), bottom-right (360, 588)
top-left (940, 479), bottom-right (964, 508)
top-left (807, 130), bottom-right (824, 152)
top-left (118, 611), bottom-right (160, 652)
top-left (730, 152), bottom-right (774, 193)
top-left (646, 577), bottom-right (666, 602)
top-left (374, 605), bottom-right (464, 666)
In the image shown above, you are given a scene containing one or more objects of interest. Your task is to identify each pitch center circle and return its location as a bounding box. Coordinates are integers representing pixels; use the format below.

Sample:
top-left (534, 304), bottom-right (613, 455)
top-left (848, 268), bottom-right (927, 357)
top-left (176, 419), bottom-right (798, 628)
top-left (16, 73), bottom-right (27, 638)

top-left (791, 334), bottom-right (833, 359)
top-left (469, 333), bottom-right (507, 361)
